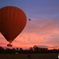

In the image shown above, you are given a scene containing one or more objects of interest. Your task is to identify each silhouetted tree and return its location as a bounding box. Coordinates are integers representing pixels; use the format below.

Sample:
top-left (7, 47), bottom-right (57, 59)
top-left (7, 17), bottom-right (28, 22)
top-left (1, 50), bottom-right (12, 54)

top-left (0, 46), bottom-right (5, 54)
top-left (0, 46), bottom-right (59, 54)
top-left (33, 45), bottom-right (40, 53)
top-left (29, 47), bottom-right (33, 53)
top-left (16, 48), bottom-right (19, 51)
top-left (11, 48), bottom-right (16, 54)
top-left (19, 48), bottom-right (24, 53)
top-left (5, 48), bottom-right (14, 54)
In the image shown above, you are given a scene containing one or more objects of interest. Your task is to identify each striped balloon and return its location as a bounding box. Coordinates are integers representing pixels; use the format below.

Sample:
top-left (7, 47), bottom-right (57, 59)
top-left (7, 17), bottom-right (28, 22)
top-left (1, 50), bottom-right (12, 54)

top-left (0, 6), bottom-right (27, 43)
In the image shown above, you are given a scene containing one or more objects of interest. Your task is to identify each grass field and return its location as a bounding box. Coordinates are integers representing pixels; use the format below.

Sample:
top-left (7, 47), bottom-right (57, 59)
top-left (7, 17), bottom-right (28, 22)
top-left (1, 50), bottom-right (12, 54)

top-left (0, 53), bottom-right (59, 59)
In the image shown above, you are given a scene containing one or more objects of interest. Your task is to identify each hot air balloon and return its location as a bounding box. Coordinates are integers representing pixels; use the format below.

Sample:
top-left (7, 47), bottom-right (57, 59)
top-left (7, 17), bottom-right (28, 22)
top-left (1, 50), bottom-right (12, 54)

top-left (0, 6), bottom-right (27, 47)
top-left (29, 19), bottom-right (31, 21)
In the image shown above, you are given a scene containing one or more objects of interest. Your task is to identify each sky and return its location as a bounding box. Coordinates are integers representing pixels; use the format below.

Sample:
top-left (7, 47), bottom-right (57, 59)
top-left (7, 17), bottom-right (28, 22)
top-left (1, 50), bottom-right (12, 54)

top-left (0, 0), bottom-right (59, 49)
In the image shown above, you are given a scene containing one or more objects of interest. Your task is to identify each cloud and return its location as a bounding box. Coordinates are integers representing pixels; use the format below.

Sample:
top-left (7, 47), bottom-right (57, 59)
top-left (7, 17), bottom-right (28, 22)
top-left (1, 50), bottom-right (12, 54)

top-left (0, 0), bottom-right (59, 49)
top-left (0, 37), bottom-right (4, 39)
top-left (0, 17), bottom-right (59, 49)
top-left (44, 34), bottom-right (59, 46)
top-left (26, 0), bottom-right (59, 19)
top-left (25, 18), bottom-right (59, 35)
top-left (37, 45), bottom-right (59, 49)
top-left (37, 45), bottom-right (49, 48)
top-left (9, 17), bottom-right (59, 49)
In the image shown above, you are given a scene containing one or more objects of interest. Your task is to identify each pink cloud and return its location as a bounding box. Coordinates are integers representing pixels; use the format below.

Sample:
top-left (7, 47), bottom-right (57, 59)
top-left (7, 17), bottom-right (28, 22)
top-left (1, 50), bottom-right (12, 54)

top-left (0, 17), bottom-right (59, 49)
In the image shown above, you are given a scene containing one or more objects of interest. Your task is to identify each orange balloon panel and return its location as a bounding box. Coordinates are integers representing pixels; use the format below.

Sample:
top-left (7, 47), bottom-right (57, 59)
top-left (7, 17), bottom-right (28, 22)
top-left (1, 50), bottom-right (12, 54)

top-left (0, 6), bottom-right (27, 43)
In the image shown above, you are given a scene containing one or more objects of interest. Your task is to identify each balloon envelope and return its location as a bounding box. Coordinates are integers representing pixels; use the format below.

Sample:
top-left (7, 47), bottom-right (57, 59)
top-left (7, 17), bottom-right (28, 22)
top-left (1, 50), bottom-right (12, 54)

top-left (0, 6), bottom-right (27, 43)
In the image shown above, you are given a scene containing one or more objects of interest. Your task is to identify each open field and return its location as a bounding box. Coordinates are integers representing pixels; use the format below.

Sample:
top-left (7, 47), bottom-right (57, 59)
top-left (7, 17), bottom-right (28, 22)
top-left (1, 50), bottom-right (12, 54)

top-left (0, 53), bottom-right (59, 59)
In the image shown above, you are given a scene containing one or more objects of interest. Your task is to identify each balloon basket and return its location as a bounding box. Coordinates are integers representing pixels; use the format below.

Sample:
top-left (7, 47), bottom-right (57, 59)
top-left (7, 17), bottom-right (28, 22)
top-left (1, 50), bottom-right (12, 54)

top-left (7, 44), bottom-right (12, 47)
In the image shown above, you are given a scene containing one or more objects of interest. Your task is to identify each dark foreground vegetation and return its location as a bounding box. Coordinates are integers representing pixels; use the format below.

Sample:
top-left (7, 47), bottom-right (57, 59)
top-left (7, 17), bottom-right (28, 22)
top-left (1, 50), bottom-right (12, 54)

top-left (0, 45), bottom-right (59, 54)
top-left (0, 54), bottom-right (59, 59)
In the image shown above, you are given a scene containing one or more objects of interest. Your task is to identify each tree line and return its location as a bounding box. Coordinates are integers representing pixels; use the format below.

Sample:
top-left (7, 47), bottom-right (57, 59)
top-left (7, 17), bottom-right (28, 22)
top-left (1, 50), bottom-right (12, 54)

top-left (0, 45), bottom-right (59, 54)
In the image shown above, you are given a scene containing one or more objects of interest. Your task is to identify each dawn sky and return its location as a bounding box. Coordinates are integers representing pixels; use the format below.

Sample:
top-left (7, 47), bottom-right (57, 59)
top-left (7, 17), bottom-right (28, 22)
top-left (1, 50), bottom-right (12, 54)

top-left (0, 0), bottom-right (59, 49)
